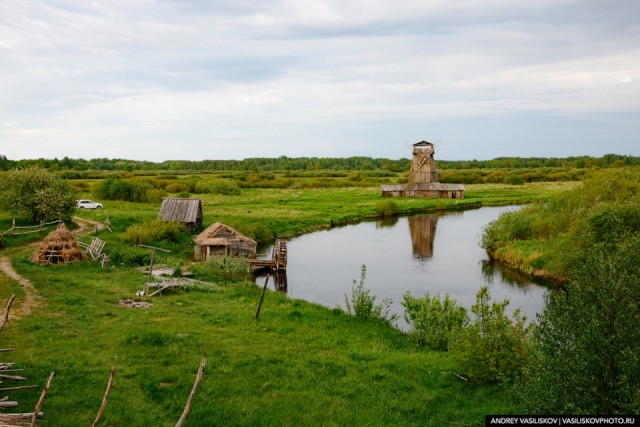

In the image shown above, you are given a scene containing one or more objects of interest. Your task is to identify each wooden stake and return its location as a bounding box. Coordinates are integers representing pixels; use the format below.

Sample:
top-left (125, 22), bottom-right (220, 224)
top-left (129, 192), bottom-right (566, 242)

top-left (0, 374), bottom-right (26, 381)
top-left (31, 371), bottom-right (55, 427)
top-left (0, 412), bottom-right (43, 420)
top-left (175, 357), bottom-right (206, 427)
top-left (254, 275), bottom-right (270, 320)
top-left (0, 295), bottom-right (15, 333)
top-left (92, 367), bottom-right (115, 427)
top-left (0, 385), bottom-right (38, 392)
top-left (0, 401), bottom-right (18, 408)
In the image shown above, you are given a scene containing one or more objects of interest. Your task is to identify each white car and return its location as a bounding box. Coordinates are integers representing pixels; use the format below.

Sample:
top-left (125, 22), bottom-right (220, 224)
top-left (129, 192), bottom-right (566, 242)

top-left (77, 199), bottom-right (103, 209)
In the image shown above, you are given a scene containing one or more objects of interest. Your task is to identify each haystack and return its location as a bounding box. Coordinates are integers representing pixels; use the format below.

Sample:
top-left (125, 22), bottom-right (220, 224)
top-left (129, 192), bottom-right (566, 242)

top-left (30, 223), bottom-right (88, 265)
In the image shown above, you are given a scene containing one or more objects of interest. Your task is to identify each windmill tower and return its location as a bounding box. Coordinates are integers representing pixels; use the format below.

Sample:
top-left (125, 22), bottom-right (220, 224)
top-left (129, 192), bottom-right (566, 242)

top-left (408, 141), bottom-right (438, 184)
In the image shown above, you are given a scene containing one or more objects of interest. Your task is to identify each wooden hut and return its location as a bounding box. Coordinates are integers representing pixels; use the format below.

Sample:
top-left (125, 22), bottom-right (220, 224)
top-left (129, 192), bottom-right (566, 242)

top-left (381, 141), bottom-right (464, 199)
top-left (30, 223), bottom-right (88, 265)
top-left (158, 198), bottom-right (203, 232)
top-left (193, 222), bottom-right (256, 260)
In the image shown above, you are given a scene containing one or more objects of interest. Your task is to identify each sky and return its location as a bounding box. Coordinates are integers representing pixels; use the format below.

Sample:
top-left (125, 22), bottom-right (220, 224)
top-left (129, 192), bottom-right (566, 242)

top-left (1, 0), bottom-right (639, 162)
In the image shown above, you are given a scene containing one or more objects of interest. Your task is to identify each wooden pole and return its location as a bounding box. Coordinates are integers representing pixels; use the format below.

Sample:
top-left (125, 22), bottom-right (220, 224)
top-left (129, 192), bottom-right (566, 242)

top-left (0, 294), bottom-right (15, 333)
top-left (148, 248), bottom-right (156, 283)
top-left (254, 275), bottom-right (270, 320)
top-left (92, 367), bottom-right (115, 427)
top-left (31, 371), bottom-right (55, 427)
top-left (0, 384), bottom-right (38, 392)
top-left (175, 357), bottom-right (206, 427)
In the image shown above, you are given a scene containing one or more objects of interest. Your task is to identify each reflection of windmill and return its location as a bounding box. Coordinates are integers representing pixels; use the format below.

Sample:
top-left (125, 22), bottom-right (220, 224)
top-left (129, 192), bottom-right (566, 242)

top-left (408, 214), bottom-right (438, 260)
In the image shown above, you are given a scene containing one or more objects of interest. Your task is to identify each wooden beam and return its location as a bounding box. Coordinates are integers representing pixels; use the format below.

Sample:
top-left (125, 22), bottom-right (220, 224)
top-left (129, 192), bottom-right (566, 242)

top-left (175, 357), bottom-right (206, 427)
top-left (0, 295), bottom-right (15, 333)
top-left (92, 367), bottom-right (115, 427)
top-left (31, 372), bottom-right (55, 427)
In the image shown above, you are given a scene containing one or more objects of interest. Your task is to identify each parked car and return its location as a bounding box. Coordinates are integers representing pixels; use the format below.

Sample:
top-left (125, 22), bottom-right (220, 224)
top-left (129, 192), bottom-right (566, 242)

top-left (76, 199), bottom-right (103, 209)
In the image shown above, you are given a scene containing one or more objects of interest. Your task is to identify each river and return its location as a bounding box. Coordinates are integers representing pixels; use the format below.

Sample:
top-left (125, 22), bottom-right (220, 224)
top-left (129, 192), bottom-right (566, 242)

top-left (257, 206), bottom-right (552, 329)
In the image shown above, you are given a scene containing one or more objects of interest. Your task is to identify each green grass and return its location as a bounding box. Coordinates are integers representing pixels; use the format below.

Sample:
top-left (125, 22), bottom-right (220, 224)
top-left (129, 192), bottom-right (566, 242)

top-left (1, 247), bottom-right (513, 426)
top-left (0, 182), bottom-right (575, 425)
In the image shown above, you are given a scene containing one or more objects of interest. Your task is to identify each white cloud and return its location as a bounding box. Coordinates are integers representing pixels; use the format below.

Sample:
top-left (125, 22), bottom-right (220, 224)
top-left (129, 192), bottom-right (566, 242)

top-left (0, 0), bottom-right (639, 161)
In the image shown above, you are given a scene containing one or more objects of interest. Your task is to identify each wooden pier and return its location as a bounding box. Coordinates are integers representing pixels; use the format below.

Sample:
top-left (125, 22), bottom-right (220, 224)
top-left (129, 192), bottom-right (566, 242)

top-left (248, 239), bottom-right (287, 272)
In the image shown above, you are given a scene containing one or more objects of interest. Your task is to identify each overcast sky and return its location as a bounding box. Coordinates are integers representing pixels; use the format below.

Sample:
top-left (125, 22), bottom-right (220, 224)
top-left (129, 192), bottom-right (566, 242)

top-left (1, 0), bottom-right (639, 162)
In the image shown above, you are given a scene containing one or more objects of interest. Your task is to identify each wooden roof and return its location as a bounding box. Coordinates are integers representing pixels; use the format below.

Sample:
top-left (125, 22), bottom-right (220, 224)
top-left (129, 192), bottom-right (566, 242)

top-left (193, 222), bottom-right (256, 247)
top-left (413, 140), bottom-right (434, 147)
top-left (158, 198), bottom-right (202, 223)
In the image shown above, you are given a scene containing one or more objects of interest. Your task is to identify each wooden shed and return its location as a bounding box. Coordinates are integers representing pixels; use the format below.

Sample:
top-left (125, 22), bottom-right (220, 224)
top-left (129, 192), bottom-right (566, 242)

top-left (158, 198), bottom-right (203, 232)
top-left (193, 222), bottom-right (257, 260)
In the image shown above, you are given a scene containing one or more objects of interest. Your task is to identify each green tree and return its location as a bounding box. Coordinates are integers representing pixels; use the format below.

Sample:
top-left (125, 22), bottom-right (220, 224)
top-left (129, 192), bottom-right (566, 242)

top-left (0, 166), bottom-right (76, 222)
top-left (520, 236), bottom-right (640, 414)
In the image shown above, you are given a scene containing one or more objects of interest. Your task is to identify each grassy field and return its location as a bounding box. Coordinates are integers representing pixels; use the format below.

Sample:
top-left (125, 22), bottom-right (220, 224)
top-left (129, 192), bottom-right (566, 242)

top-left (0, 182), bottom-right (573, 426)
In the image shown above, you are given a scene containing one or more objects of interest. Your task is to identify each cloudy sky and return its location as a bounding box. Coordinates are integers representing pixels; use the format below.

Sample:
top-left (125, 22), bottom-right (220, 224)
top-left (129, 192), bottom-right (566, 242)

top-left (1, 0), bottom-right (639, 162)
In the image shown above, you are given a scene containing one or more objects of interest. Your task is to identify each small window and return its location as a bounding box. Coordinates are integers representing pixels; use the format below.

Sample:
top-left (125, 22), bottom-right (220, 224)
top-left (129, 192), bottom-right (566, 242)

top-left (451, 191), bottom-right (457, 199)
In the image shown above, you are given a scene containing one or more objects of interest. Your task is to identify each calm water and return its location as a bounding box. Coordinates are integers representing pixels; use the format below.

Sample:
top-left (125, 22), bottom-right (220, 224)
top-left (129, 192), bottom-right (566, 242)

top-left (258, 206), bottom-right (552, 329)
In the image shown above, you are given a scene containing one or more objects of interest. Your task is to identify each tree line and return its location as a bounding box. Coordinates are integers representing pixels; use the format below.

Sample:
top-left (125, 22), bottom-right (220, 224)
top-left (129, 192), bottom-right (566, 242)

top-left (0, 153), bottom-right (638, 172)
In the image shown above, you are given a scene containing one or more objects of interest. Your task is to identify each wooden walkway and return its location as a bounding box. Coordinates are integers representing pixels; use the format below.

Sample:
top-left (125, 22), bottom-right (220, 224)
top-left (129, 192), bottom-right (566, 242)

top-left (248, 239), bottom-right (287, 272)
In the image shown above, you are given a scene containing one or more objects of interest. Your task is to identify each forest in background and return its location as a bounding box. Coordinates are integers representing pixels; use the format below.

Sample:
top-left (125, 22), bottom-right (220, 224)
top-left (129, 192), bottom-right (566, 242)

top-left (0, 153), bottom-right (638, 173)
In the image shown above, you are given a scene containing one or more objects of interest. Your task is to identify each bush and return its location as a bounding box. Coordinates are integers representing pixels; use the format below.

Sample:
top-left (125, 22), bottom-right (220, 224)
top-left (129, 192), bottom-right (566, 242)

top-left (145, 188), bottom-right (168, 204)
top-left (375, 200), bottom-right (399, 217)
top-left (122, 220), bottom-right (183, 245)
top-left (402, 292), bottom-right (468, 351)
top-left (344, 265), bottom-right (398, 325)
top-left (165, 182), bottom-right (190, 193)
top-left (504, 174), bottom-right (525, 185)
top-left (190, 256), bottom-right (251, 283)
top-left (519, 236), bottom-right (640, 414)
top-left (109, 245), bottom-right (152, 266)
top-left (449, 286), bottom-right (532, 383)
top-left (209, 179), bottom-right (241, 195)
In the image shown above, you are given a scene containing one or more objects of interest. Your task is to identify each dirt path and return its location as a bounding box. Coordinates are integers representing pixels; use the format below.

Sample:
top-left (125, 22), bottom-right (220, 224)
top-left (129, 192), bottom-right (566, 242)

top-left (0, 216), bottom-right (101, 318)
top-left (0, 255), bottom-right (42, 318)
top-left (72, 216), bottom-right (107, 236)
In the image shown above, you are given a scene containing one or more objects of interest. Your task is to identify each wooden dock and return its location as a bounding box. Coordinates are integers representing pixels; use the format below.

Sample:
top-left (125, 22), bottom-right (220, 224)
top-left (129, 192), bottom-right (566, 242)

top-left (248, 239), bottom-right (287, 272)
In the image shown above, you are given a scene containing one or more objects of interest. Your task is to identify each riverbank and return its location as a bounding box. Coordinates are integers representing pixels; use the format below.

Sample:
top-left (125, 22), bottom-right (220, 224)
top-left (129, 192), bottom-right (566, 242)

top-left (0, 182), bottom-right (576, 425)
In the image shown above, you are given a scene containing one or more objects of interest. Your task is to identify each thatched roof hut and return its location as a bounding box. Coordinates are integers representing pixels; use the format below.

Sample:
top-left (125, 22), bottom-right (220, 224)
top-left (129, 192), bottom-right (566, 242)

top-left (30, 223), bottom-right (87, 265)
top-left (158, 198), bottom-right (203, 232)
top-left (193, 222), bottom-right (256, 260)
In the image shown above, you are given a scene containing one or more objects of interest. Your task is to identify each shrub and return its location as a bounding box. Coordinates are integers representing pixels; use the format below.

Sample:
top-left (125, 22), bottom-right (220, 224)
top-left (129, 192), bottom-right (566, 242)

top-left (519, 236), bottom-right (640, 414)
top-left (402, 292), bottom-right (468, 351)
top-left (109, 245), bottom-right (152, 266)
top-left (375, 200), bottom-right (399, 217)
top-left (209, 179), bottom-right (241, 195)
top-left (177, 191), bottom-right (191, 198)
top-left (449, 286), bottom-right (532, 383)
top-left (344, 265), bottom-right (398, 325)
top-left (145, 188), bottom-right (168, 203)
top-left (165, 182), bottom-right (190, 193)
top-left (190, 256), bottom-right (251, 283)
top-left (122, 220), bottom-right (183, 245)
top-left (504, 174), bottom-right (525, 185)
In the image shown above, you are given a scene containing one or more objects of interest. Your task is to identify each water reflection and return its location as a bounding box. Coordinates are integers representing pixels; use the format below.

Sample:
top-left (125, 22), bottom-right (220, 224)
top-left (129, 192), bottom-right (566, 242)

top-left (408, 214), bottom-right (438, 260)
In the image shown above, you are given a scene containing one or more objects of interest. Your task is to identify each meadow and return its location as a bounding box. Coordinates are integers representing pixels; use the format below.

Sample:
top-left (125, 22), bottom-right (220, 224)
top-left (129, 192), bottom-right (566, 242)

top-left (0, 178), bottom-right (576, 425)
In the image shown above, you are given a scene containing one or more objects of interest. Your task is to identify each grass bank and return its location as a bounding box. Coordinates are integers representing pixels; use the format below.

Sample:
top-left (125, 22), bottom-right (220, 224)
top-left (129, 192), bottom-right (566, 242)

top-left (0, 182), bottom-right (574, 425)
top-left (1, 245), bottom-right (513, 426)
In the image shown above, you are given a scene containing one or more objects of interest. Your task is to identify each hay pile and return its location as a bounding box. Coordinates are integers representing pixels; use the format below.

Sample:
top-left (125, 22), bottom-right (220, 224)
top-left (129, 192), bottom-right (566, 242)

top-left (30, 223), bottom-right (87, 265)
